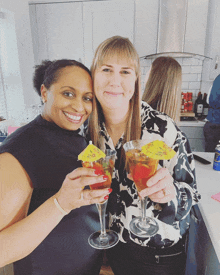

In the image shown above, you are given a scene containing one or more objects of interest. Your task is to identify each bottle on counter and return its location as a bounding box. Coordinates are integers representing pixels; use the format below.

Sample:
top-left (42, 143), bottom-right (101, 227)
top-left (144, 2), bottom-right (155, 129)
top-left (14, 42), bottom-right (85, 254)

top-left (194, 92), bottom-right (200, 114)
top-left (194, 92), bottom-right (203, 118)
top-left (187, 92), bottom-right (193, 112)
top-left (202, 93), bottom-right (209, 119)
top-left (187, 101), bottom-right (193, 112)
top-left (181, 92), bottom-right (185, 113)
top-left (184, 101), bottom-right (188, 113)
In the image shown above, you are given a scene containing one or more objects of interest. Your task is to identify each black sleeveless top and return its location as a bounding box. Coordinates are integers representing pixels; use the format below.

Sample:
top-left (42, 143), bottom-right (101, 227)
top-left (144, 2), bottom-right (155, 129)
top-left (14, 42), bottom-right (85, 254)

top-left (0, 116), bottom-right (103, 275)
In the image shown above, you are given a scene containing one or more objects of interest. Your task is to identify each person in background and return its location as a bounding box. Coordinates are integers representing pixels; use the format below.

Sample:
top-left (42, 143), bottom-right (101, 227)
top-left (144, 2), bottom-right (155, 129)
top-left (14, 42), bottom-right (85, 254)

top-left (203, 74), bottom-right (220, 152)
top-left (88, 36), bottom-right (201, 275)
top-left (142, 56), bottom-right (182, 123)
top-left (0, 59), bottom-right (112, 275)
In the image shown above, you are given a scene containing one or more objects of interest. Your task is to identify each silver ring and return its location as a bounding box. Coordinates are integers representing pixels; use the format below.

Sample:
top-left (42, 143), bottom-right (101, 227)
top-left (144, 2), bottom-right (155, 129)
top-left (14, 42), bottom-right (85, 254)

top-left (81, 191), bottom-right (84, 200)
top-left (163, 189), bottom-right (167, 196)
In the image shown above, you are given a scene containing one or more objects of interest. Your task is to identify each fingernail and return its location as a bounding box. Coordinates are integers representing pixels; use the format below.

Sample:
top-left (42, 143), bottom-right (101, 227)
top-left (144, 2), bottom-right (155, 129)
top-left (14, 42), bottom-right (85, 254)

top-left (108, 188), bottom-right (112, 193)
top-left (103, 175), bottom-right (108, 180)
top-left (104, 195), bottom-right (109, 200)
top-left (94, 170), bottom-right (102, 176)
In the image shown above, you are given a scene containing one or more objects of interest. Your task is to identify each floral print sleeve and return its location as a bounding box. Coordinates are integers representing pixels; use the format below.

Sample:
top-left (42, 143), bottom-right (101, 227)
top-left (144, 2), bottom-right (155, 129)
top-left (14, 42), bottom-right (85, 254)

top-left (171, 130), bottom-right (201, 221)
top-left (98, 101), bottom-right (201, 248)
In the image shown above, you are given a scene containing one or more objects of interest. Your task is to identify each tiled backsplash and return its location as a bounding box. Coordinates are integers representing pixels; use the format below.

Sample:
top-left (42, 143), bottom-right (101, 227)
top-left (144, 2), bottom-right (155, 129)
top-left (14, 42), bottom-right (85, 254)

top-left (140, 56), bottom-right (204, 104)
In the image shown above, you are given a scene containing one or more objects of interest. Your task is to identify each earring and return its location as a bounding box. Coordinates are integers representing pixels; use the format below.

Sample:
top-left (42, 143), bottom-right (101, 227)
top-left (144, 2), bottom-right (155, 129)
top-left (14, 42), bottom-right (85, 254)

top-left (42, 98), bottom-right (46, 104)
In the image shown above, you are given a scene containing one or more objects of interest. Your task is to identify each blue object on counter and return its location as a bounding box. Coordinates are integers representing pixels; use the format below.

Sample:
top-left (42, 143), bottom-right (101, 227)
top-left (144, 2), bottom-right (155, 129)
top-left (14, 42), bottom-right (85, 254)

top-left (213, 144), bottom-right (220, 171)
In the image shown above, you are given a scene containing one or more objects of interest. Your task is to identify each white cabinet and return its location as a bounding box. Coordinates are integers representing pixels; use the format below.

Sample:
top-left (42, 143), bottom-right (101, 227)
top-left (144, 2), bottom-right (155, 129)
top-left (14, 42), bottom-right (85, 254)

top-left (29, 0), bottom-right (210, 64)
top-left (29, 2), bottom-right (84, 65)
top-left (0, 62), bottom-right (7, 119)
top-left (134, 0), bottom-right (159, 57)
top-left (179, 125), bottom-right (205, 152)
top-left (29, 0), bottom-right (135, 68)
top-left (205, 0), bottom-right (220, 81)
top-left (184, 0), bottom-right (209, 56)
top-left (0, 9), bottom-right (25, 121)
top-left (83, 1), bottom-right (134, 68)
top-left (134, 0), bottom-right (209, 57)
top-left (201, 1), bottom-right (220, 92)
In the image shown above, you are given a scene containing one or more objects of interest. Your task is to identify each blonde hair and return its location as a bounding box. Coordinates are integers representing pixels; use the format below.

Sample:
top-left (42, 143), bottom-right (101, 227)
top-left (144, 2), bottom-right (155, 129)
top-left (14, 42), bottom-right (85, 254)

top-left (89, 36), bottom-right (141, 147)
top-left (142, 56), bottom-right (182, 122)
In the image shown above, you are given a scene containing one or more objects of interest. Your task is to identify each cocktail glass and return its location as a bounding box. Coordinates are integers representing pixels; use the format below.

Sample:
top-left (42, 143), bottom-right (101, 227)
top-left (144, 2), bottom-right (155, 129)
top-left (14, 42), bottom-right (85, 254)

top-left (82, 149), bottom-right (119, 249)
top-left (123, 139), bottom-right (159, 237)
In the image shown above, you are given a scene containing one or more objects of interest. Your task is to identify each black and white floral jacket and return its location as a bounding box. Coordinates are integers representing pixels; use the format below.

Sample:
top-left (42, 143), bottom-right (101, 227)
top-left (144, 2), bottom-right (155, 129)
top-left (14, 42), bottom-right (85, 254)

top-left (85, 101), bottom-right (201, 249)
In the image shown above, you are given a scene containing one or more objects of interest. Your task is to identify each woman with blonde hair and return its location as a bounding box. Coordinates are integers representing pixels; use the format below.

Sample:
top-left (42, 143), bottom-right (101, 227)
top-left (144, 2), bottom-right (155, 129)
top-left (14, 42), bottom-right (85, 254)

top-left (88, 36), bottom-right (200, 275)
top-left (89, 36), bottom-right (141, 148)
top-left (142, 56), bottom-right (182, 122)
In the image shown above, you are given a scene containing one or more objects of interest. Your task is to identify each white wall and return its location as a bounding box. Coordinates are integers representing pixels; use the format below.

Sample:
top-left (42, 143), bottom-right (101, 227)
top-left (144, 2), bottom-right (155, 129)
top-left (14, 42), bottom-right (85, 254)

top-left (1, 0), bottom-right (40, 107)
top-left (201, 0), bottom-right (220, 93)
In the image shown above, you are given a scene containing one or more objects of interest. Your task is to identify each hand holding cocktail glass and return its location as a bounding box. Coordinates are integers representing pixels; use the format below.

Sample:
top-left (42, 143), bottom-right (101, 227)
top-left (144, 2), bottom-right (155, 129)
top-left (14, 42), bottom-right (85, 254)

top-left (139, 167), bottom-right (176, 204)
top-left (123, 139), bottom-right (176, 238)
top-left (78, 142), bottom-right (119, 249)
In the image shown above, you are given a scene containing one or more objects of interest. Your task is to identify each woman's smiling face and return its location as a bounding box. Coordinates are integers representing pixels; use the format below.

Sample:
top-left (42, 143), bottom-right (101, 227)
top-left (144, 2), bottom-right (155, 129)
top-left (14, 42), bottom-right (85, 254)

top-left (41, 66), bottom-right (93, 131)
top-left (94, 56), bottom-right (136, 111)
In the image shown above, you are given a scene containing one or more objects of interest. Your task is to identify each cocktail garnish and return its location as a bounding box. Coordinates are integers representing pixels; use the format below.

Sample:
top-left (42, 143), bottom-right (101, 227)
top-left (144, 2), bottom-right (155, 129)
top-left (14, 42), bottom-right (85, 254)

top-left (78, 141), bottom-right (106, 162)
top-left (141, 140), bottom-right (176, 160)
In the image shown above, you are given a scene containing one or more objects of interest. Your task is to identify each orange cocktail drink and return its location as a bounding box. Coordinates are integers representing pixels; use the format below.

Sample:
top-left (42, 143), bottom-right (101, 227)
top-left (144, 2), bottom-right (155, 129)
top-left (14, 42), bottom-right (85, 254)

top-left (125, 149), bottom-right (159, 192)
top-left (79, 147), bottom-right (118, 249)
top-left (82, 159), bottom-right (115, 190)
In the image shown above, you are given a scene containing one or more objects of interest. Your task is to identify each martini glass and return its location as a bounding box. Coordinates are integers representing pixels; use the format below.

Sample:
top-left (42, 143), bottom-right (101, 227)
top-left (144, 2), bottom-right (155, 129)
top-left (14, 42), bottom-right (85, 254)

top-left (123, 139), bottom-right (159, 237)
top-left (82, 149), bottom-right (119, 249)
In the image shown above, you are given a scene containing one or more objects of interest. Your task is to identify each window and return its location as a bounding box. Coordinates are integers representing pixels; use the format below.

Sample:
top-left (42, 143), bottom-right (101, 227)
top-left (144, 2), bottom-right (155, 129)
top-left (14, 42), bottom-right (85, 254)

top-left (0, 9), bottom-right (25, 122)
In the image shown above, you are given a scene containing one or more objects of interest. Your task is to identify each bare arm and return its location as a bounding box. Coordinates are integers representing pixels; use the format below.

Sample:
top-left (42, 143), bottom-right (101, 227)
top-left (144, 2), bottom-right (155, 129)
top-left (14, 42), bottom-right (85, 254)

top-left (0, 153), bottom-right (109, 267)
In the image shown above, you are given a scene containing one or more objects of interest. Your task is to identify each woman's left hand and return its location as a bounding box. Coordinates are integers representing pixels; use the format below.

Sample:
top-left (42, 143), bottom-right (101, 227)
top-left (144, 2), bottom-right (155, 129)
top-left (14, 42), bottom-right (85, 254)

top-left (139, 168), bottom-right (176, 203)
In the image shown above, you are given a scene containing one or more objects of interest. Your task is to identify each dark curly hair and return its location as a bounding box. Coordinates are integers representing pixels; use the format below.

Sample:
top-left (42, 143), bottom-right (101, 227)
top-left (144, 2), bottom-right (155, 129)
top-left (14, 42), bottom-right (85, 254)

top-left (33, 59), bottom-right (91, 96)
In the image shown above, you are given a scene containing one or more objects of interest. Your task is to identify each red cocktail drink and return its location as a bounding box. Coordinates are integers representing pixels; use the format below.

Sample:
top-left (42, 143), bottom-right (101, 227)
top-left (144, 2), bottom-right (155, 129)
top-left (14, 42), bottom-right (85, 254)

top-left (123, 139), bottom-right (160, 237)
top-left (82, 159), bottom-right (114, 190)
top-left (126, 149), bottom-right (159, 192)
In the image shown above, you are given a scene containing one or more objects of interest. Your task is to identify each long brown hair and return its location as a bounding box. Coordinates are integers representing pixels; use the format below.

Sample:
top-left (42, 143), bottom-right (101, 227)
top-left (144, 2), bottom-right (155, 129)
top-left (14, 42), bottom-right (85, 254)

top-left (142, 56), bottom-right (182, 122)
top-left (89, 36), bottom-right (141, 147)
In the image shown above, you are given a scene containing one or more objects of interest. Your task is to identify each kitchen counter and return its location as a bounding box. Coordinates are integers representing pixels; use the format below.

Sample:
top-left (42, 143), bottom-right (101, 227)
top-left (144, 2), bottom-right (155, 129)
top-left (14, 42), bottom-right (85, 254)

top-left (194, 152), bottom-right (220, 261)
top-left (179, 122), bottom-right (206, 152)
top-left (179, 120), bottom-right (206, 127)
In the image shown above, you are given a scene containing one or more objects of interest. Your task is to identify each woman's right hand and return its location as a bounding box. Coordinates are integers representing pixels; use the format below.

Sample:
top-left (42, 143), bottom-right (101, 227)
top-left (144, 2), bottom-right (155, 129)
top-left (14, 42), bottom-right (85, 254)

top-left (55, 167), bottom-right (111, 213)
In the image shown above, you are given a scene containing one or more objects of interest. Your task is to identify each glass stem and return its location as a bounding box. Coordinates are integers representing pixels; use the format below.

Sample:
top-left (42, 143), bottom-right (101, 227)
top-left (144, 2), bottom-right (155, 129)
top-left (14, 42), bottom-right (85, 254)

top-left (96, 200), bottom-right (108, 238)
top-left (141, 196), bottom-right (148, 224)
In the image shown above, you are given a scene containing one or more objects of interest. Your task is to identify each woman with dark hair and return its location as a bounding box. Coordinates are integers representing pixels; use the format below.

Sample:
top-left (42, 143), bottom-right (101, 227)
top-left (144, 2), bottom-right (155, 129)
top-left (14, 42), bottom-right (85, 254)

top-left (88, 36), bottom-right (201, 275)
top-left (0, 59), bottom-right (111, 275)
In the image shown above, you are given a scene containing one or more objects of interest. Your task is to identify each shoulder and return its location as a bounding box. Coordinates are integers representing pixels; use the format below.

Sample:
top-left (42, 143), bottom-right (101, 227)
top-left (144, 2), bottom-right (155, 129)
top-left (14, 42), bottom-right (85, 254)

top-left (214, 74), bottom-right (220, 83)
top-left (211, 74), bottom-right (220, 95)
top-left (141, 101), bottom-right (172, 122)
top-left (141, 101), bottom-right (179, 147)
top-left (0, 116), bottom-right (43, 150)
top-left (0, 152), bottom-right (32, 230)
top-left (0, 117), bottom-right (46, 169)
top-left (0, 152), bottom-right (32, 180)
